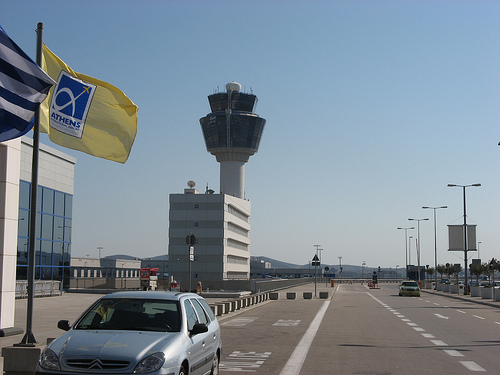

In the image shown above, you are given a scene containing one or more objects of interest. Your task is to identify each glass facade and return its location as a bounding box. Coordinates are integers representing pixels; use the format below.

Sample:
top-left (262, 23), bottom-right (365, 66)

top-left (17, 180), bottom-right (73, 289)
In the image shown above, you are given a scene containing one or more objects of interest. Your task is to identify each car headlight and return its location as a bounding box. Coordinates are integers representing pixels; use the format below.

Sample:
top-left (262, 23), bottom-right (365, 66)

top-left (39, 348), bottom-right (61, 370)
top-left (134, 352), bottom-right (165, 374)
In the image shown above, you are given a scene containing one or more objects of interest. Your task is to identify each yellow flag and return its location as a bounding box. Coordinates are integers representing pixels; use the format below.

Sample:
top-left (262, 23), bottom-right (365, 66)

top-left (40, 44), bottom-right (138, 163)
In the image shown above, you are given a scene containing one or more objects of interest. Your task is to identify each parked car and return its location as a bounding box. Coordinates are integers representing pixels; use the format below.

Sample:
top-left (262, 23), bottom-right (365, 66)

top-left (399, 280), bottom-right (420, 297)
top-left (36, 291), bottom-right (221, 375)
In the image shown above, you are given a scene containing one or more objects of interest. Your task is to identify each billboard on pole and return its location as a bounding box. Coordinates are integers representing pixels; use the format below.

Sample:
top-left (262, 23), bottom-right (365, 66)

top-left (448, 225), bottom-right (477, 252)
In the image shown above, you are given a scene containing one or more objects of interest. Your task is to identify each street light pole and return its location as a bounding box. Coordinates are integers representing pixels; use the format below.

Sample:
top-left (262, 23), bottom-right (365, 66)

top-left (338, 256), bottom-right (342, 283)
top-left (422, 206), bottom-right (447, 289)
top-left (408, 218), bottom-right (429, 286)
top-left (447, 183), bottom-right (481, 295)
top-left (397, 227), bottom-right (414, 279)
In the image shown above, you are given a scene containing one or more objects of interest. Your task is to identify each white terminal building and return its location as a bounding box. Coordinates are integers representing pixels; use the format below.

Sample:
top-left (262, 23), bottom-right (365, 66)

top-left (168, 82), bottom-right (266, 290)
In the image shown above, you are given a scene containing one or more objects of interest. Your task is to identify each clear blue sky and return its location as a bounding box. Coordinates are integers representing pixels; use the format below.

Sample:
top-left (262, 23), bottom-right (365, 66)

top-left (2, 1), bottom-right (499, 270)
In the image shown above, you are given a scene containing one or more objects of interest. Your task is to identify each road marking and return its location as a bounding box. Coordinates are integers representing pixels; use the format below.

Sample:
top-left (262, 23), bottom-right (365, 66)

top-left (430, 340), bottom-right (448, 346)
top-left (401, 319), bottom-right (411, 322)
top-left (434, 313), bottom-right (449, 319)
top-left (422, 333), bottom-right (435, 338)
top-left (220, 351), bottom-right (271, 372)
top-left (456, 310), bottom-right (466, 314)
top-left (413, 327), bottom-right (425, 332)
top-left (407, 322), bottom-right (418, 326)
top-left (396, 314), bottom-right (405, 318)
top-left (443, 349), bottom-right (464, 357)
top-left (279, 300), bottom-right (330, 375)
top-left (495, 322), bottom-right (500, 325)
top-left (472, 315), bottom-right (485, 320)
top-left (433, 302), bottom-right (440, 306)
top-left (221, 317), bottom-right (258, 327)
top-left (273, 319), bottom-right (301, 326)
top-left (459, 361), bottom-right (486, 372)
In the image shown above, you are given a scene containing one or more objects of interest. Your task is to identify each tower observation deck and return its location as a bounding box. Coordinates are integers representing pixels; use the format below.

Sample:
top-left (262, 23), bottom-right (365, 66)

top-left (200, 82), bottom-right (266, 198)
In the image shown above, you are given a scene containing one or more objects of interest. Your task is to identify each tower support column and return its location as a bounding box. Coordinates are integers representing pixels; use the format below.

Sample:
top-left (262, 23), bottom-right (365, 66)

top-left (220, 161), bottom-right (245, 198)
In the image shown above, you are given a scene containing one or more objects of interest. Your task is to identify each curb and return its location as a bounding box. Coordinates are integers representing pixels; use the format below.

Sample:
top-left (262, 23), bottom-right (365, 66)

top-left (422, 289), bottom-right (500, 308)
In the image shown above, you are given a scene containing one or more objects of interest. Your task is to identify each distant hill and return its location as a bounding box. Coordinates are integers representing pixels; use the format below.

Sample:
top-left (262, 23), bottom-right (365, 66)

top-left (251, 256), bottom-right (384, 274)
top-left (104, 254), bottom-right (168, 261)
top-left (252, 256), bottom-right (342, 271)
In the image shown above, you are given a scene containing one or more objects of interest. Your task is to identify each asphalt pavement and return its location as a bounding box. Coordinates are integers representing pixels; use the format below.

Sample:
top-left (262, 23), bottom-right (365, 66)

top-left (1, 282), bottom-right (498, 351)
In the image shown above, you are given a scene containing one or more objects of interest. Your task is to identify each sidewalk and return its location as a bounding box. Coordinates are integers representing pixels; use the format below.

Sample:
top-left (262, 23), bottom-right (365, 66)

top-left (421, 288), bottom-right (500, 308)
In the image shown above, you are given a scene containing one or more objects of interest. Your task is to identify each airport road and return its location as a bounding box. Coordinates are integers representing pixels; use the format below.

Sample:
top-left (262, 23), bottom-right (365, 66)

top-left (2, 283), bottom-right (499, 374)
top-left (219, 284), bottom-right (500, 374)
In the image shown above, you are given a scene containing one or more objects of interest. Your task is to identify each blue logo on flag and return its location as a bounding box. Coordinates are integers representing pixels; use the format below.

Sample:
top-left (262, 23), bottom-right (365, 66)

top-left (50, 71), bottom-right (96, 138)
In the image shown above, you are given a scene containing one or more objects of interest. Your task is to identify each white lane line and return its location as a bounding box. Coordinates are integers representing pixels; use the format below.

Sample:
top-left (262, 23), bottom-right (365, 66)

top-left (279, 300), bottom-right (330, 375)
top-left (495, 322), bottom-right (500, 325)
top-left (407, 322), bottom-right (418, 327)
top-left (456, 310), bottom-right (466, 314)
top-left (460, 361), bottom-right (486, 372)
top-left (401, 319), bottom-right (411, 322)
top-left (433, 302), bottom-right (440, 306)
top-left (443, 349), bottom-right (464, 357)
top-left (430, 340), bottom-right (448, 346)
top-left (396, 315), bottom-right (405, 318)
top-left (472, 315), bottom-right (485, 320)
top-left (413, 327), bottom-right (425, 332)
top-left (422, 333), bottom-right (435, 338)
top-left (434, 313), bottom-right (449, 319)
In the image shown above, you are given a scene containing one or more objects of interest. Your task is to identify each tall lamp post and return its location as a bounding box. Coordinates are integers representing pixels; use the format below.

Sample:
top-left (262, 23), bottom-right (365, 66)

top-left (338, 256), bottom-right (343, 283)
top-left (408, 218), bottom-right (429, 286)
top-left (447, 183), bottom-right (481, 295)
top-left (397, 226), bottom-right (414, 279)
top-left (422, 206), bottom-right (447, 289)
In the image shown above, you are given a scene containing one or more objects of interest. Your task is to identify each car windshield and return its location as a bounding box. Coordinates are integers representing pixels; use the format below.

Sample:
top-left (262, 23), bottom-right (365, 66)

top-left (75, 298), bottom-right (181, 332)
top-left (402, 282), bottom-right (418, 287)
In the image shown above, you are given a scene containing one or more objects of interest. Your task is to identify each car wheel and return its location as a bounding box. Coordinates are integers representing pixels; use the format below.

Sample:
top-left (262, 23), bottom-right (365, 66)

top-left (179, 365), bottom-right (187, 375)
top-left (211, 353), bottom-right (220, 375)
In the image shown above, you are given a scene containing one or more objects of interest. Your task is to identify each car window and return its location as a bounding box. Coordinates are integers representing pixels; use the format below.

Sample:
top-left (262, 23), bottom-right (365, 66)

top-left (75, 298), bottom-right (180, 332)
top-left (402, 282), bottom-right (418, 287)
top-left (184, 300), bottom-right (199, 331)
top-left (198, 298), bottom-right (216, 321)
top-left (190, 299), bottom-right (209, 325)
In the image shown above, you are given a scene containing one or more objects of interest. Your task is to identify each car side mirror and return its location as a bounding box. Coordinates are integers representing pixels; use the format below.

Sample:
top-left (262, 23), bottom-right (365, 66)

top-left (190, 323), bottom-right (208, 336)
top-left (57, 320), bottom-right (71, 331)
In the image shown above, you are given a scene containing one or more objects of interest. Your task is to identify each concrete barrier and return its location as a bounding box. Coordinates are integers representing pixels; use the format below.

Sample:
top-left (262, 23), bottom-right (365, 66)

top-left (470, 286), bottom-right (481, 297)
top-left (286, 292), bottom-right (296, 300)
top-left (319, 292), bottom-right (329, 299)
top-left (303, 292), bottom-right (312, 299)
top-left (494, 289), bottom-right (500, 302)
top-left (270, 292), bottom-right (279, 300)
top-left (481, 287), bottom-right (493, 299)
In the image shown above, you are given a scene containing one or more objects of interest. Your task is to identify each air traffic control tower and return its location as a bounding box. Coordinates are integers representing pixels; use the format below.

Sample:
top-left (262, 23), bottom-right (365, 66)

top-left (200, 82), bottom-right (266, 198)
top-left (168, 83), bottom-right (265, 289)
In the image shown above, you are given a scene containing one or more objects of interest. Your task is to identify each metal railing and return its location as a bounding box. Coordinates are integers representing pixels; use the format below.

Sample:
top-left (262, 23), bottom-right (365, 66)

top-left (15, 280), bottom-right (62, 299)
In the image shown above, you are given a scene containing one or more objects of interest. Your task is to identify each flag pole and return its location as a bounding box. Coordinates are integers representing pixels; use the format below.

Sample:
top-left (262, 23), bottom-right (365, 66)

top-left (16, 22), bottom-right (44, 347)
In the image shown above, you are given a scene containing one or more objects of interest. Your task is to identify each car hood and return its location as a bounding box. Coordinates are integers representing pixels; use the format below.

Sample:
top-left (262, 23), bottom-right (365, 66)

top-left (51, 330), bottom-right (182, 360)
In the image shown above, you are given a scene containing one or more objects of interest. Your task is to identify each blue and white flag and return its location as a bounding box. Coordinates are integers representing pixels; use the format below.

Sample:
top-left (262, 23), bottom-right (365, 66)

top-left (0, 25), bottom-right (55, 142)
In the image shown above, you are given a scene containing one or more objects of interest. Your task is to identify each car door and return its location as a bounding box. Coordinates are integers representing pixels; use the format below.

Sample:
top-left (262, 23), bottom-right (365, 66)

top-left (183, 299), bottom-right (211, 375)
top-left (190, 298), bottom-right (218, 370)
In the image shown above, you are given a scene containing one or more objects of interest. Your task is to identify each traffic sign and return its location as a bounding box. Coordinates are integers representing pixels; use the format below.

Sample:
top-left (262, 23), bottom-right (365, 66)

top-left (186, 233), bottom-right (196, 246)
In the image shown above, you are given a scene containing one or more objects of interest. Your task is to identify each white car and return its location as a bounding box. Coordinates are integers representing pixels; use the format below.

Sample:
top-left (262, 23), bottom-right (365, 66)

top-left (36, 291), bottom-right (221, 375)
